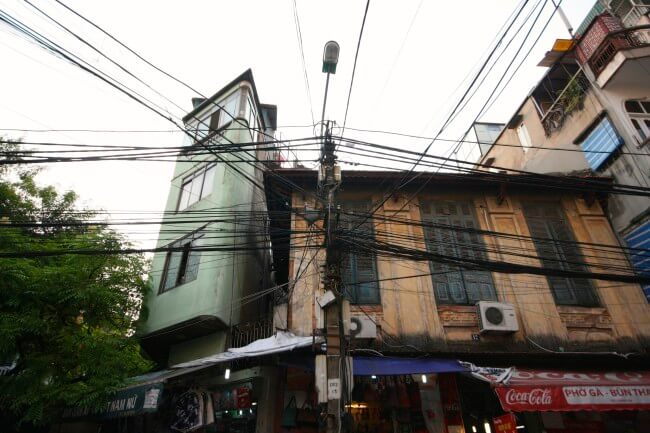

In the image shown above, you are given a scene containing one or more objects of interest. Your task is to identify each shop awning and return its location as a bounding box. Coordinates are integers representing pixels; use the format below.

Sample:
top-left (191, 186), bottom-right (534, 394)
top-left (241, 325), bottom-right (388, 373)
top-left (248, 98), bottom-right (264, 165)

top-left (353, 357), bottom-right (466, 376)
top-left (476, 367), bottom-right (650, 412)
top-left (171, 331), bottom-right (316, 368)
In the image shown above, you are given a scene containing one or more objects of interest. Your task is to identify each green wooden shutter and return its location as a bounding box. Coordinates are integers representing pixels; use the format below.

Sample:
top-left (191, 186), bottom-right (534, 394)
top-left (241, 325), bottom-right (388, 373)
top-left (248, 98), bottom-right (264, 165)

top-left (341, 201), bottom-right (380, 304)
top-left (523, 203), bottom-right (598, 306)
top-left (421, 201), bottom-right (496, 304)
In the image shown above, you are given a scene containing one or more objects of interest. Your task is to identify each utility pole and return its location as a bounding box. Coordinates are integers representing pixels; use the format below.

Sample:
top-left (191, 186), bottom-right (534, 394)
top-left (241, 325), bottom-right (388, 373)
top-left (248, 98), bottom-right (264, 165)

top-left (316, 41), bottom-right (347, 433)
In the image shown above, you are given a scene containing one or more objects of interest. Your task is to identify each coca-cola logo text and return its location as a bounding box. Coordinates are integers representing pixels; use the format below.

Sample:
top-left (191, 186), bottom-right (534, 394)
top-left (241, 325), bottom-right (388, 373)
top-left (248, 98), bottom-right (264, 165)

top-left (505, 388), bottom-right (553, 406)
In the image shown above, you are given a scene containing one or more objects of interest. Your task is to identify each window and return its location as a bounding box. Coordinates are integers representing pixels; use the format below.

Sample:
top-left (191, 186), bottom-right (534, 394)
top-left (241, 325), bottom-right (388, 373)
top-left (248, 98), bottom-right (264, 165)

top-left (523, 203), bottom-right (599, 307)
top-left (177, 164), bottom-right (217, 211)
top-left (341, 201), bottom-right (380, 304)
top-left (625, 99), bottom-right (650, 145)
top-left (421, 201), bottom-right (497, 305)
top-left (624, 220), bottom-right (650, 303)
top-left (578, 116), bottom-right (624, 170)
top-left (517, 123), bottom-right (533, 152)
top-left (159, 232), bottom-right (204, 293)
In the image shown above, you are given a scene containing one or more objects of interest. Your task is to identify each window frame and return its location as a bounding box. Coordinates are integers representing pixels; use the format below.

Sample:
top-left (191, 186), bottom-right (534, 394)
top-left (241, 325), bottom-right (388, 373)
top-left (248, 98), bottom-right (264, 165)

top-left (420, 200), bottom-right (498, 305)
top-left (522, 202), bottom-right (600, 307)
top-left (176, 163), bottom-right (217, 212)
top-left (517, 122), bottom-right (533, 152)
top-left (340, 201), bottom-right (381, 305)
top-left (158, 231), bottom-right (204, 294)
top-left (625, 99), bottom-right (650, 146)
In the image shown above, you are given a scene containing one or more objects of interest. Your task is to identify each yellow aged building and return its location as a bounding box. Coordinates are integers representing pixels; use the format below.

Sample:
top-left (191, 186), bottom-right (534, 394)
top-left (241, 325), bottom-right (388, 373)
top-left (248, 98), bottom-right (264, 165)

top-left (265, 169), bottom-right (650, 433)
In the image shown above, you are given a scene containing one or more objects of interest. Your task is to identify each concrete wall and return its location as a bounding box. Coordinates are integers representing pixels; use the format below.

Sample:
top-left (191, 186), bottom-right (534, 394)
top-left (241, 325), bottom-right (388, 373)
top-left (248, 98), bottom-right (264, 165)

top-left (141, 82), bottom-right (271, 344)
top-left (286, 186), bottom-right (650, 354)
top-left (482, 94), bottom-right (598, 175)
top-left (584, 61), bottom-right (650, 234)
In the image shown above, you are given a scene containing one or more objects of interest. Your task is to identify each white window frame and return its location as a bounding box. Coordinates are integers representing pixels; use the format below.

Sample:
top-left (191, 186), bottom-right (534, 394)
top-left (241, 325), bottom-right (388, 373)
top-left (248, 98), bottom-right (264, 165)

top-left (177, 163), bottom-right (217, 211)
top-left (625, 99), bottom-right (650, 146)
top-left (517, 122), bottom-right (533, 152)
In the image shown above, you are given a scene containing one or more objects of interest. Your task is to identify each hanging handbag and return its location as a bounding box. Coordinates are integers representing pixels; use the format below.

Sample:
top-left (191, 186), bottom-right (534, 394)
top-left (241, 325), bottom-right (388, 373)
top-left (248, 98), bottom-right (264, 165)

top-left (281, 396), bottom-right (298, 428)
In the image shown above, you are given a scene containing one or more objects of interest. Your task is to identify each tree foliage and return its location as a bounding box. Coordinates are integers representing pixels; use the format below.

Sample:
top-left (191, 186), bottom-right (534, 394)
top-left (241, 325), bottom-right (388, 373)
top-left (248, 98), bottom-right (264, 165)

top-left (0, 139), bottom-right (152, 427)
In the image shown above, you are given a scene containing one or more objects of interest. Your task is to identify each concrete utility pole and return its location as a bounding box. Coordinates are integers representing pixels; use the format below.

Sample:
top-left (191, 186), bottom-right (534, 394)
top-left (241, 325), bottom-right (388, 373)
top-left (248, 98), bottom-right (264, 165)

top-left (320, 122), bottom-right (345, 433)
top-left (317, 41), bottom-right (347, 433)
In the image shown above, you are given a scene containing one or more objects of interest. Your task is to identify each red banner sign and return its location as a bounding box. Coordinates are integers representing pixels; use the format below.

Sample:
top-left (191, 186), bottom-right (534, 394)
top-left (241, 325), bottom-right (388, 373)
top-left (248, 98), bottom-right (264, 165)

top-left (496, 384), bottom-right (650, 412)
top-left (493, 413), bottom-right (517, 433)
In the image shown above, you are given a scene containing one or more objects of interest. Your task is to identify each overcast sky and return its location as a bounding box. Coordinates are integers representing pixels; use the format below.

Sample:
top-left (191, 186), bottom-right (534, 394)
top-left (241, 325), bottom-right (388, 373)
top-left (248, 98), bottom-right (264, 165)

top-left (0, 0), bottom-right (595, 248)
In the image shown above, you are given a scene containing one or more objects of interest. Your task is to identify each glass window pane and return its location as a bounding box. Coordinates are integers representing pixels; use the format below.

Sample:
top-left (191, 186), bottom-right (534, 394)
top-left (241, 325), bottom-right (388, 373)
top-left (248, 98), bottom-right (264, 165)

top-left (201, 165), bottom-right (216, 199)
top-left (188, 173), bottom-right (204, 206)
top-left (162, 251), bottom-right (182, 291)
top-left (625, 100), bottom-right (643, 113)
top-left (641, 101), bottom-right (650, 113)
top-left (184, 237), bottom-right (202, 284)
top-left (178, 180), bottom-right (192, 210)
top-left (196, 116), bottom-right (210, 140)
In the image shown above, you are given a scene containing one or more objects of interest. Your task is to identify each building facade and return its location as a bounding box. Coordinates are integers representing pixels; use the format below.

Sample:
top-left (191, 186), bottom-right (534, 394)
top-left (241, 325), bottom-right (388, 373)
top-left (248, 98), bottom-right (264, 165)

top-left (265, 169), bottom-right (650, 433)
top-left (479, 0), bottom-right (650, 300)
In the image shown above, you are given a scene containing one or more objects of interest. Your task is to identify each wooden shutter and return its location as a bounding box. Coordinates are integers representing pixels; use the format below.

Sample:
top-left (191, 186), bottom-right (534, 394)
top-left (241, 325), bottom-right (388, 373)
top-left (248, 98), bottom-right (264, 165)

top-left (340, 201), bottom-right (380, 304)
top-left (421, 201), bottom-right (496, 304)
top-left (523, 203), bottom-right (598, 306)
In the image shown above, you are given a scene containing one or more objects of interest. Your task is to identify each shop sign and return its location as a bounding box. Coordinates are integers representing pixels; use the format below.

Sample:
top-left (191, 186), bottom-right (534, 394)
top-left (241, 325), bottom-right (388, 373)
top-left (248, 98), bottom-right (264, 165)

top-left (213, 382), bottom-right (254, 410)
top-left (493, 413), bottom-right (517, 433)
top-left (62, 383), bottom-right (163, 419)
top-left (496, 384), bottom-right (650, 411)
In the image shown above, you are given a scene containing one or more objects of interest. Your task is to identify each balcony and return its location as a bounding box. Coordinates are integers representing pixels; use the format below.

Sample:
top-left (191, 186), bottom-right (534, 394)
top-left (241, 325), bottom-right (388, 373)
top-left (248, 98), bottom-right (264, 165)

top-left (229, 319), bottom-right (273, 349)
top-left (588, 25), bottom-right (650, 76)
top-left (531, 63), bottom-right (591, 137)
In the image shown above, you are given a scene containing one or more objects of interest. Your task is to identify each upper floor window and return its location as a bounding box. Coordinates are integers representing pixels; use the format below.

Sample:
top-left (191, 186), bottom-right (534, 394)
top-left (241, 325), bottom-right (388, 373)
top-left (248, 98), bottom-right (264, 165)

top-left (623, 220), bottom-right (650, 303)
top-left (517, 123), bottom-right (533, 152)
top-left (159, 231), bottom-right (204, 293)
top-left (177, 164), bottom-right (217, 211)
top-left (577, 115), bottom-right (624, 170)
top-left (625, 99), bottom-right (650, 146)
top-left (420, 201), bottom-right (497, 305)
top-left (522, 202), bottom-right (599, 307)
top-left (340, 201), bottom-right (380, 305)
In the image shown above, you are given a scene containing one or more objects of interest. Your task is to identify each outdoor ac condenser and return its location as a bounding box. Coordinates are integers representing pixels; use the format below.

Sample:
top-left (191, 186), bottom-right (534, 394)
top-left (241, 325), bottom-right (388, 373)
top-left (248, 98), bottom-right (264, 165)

top-left (477, 301), bottom-right (519, 334)
top-left (349, 316), bottom-right (377, 339)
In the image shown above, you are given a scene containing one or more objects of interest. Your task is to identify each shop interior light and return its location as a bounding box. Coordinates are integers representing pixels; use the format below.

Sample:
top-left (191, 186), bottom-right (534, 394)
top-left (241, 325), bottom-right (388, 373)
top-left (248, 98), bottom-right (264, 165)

top-left (239, 410), bottom-right (243, 415)
top-left (484, 422), bottom-right (492, 433)
top-left (250, 409), bottom-right (254, 414)
top-left (421, 374), bottom-right (427, 384)
top-left (516, 427), bottom-right (525, 430)
top-left (472, 426), bottom-right (477, 433)
top-left (252, 402), bottom-right (258, 406)
top-left (224, 368), bottom-right (231, 380)
top-left (371, 375), bottom-right (377, 379)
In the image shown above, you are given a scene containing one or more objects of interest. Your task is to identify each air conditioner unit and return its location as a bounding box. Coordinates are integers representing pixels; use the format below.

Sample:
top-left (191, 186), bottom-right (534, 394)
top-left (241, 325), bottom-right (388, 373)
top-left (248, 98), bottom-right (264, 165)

top-left (477, 301), bottom-right (519, 334)
top-left (349, 316), bottom-right (377, 339)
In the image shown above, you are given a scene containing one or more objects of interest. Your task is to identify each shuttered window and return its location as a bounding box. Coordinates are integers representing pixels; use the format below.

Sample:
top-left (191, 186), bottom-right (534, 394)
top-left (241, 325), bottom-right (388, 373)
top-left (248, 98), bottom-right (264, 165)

top-left (624, 220), bottom-right (650, 302)
top-left (579, 116), bottom-right (624, 170)
top-left (340, 201), bottom-right (380, 305)
top-left (420, 201), bottom-right (497, 305)
top-left (522, 203), bottom-right (599, 306)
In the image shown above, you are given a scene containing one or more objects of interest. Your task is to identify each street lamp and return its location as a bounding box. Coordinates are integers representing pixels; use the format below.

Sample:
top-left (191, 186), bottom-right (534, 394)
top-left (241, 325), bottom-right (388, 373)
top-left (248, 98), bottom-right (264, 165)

top-left (320, 41), bottom-right (340, 135)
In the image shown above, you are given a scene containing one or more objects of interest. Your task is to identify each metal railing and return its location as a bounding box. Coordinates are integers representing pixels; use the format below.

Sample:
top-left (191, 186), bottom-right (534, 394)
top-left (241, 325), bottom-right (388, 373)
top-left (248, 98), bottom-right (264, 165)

top-left (588, 24), bottom-right (650, 75)
top-left (540, 70), bottom-right (591, 136)
top-left (607, 0), bottom-right (650, 27)
top-left (229, 319), bottom-right (274, 349)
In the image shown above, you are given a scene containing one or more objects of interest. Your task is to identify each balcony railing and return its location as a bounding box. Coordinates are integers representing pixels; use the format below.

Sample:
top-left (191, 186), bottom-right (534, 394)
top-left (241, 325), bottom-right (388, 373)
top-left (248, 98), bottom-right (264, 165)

top-left (540, 70), bottom-right (591, 136)
top-left (588, 24), bottom-right (650, 75)
top-left (607, 0), bottom-right (650, 27)
top-left (229, 319), bottom-right (273, 349)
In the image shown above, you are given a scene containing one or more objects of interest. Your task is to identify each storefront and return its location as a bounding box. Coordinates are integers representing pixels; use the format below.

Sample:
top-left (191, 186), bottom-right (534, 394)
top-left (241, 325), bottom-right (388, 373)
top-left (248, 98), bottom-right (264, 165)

top-left (279, 356), bottom-right (467, 433)
top-left (468, 367), bottom-right (650, 433)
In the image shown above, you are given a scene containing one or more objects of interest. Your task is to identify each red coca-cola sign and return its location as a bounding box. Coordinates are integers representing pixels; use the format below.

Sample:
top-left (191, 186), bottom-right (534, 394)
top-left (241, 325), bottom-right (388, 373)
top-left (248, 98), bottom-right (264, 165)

top-left (504, 388), bottom-right (552, 406)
